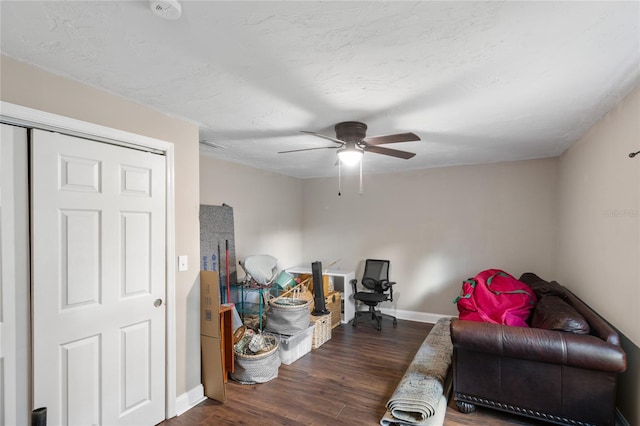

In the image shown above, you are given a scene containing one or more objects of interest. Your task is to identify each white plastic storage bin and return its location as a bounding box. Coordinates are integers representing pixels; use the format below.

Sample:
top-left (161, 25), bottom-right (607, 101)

top-left (278, 325), bottom-right (314, 365)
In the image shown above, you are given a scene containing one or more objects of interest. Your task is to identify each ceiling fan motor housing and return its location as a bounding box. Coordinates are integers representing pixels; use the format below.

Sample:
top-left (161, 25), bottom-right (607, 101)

top-left (335, 121), bottom-right (367, 144)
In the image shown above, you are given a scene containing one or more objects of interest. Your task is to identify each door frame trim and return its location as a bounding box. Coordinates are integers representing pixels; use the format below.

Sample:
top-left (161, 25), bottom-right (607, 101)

top-left (0, 101), bottom-right (178, 419)
top-left (0, 124), bottom-right (30, 425)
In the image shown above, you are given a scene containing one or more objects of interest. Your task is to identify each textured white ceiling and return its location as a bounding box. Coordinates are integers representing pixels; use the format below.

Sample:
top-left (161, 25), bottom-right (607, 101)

top-left (1, 1), bottom-right (639, 178)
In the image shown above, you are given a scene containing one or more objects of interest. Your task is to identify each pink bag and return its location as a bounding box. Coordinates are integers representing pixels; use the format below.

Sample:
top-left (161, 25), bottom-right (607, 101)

top-left (454, 269), bottom-right (537, 327)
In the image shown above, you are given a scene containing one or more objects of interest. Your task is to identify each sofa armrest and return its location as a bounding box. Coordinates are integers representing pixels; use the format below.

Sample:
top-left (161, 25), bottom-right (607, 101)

top-left (451, 318), bottom-right (626, 373)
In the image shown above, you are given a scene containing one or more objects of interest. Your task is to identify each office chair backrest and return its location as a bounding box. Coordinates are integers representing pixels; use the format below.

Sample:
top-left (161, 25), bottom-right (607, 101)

top-left (361, 259), bottom-right (390, 293)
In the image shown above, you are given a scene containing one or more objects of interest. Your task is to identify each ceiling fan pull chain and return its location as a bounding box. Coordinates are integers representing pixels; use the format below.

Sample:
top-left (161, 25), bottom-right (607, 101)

top-left (338, 158), bottom-right (342, 196)
top-left (359, 160), bottom-right (363, 195)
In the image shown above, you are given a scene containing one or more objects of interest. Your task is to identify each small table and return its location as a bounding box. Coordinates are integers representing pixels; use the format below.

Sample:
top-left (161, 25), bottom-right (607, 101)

top-left (286, 266), bottom-right (355, 324)
top-left (219, 303), bottom-right (235, 383)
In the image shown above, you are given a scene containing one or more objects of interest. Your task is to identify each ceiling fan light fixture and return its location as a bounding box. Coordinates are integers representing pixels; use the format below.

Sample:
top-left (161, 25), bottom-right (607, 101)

top-left (337, 147), bottom-right (363, 166)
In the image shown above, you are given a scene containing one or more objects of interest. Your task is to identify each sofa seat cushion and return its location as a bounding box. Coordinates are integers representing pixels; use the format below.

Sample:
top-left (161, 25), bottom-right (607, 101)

top-left (531, 295), bottom-right (590, 334)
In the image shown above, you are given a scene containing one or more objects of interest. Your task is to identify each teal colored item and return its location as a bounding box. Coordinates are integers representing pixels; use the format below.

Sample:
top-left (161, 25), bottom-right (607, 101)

top-left (275, 271), bottom-right (295, 289)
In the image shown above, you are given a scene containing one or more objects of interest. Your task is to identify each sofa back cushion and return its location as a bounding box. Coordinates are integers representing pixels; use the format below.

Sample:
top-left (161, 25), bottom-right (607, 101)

top-left (564, 291), bottom-right (620, 345)
top-left (532, 295), bottom-right (590, 334)
top-left (519, 273), bottom-right (567, 299)
top-left (530, 280), bottom-right (566, 299)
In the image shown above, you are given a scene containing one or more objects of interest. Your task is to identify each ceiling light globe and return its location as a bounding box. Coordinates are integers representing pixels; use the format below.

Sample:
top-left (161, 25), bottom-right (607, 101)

top-left (338, 149), bottom-right (363, 166)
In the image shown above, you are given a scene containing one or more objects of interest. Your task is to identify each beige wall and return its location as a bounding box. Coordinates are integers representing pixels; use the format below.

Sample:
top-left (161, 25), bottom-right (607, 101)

top-left (557, 86), bottom-right (640, 424)
top-left (0, 55), bottom-right (201, 396)
top-left (301, 158), bottom-right (558, 316)
top-left (557, 86), bottom-right (640, 345)
top-left (199, 155), bottom-right (304, 273)
top-left (199, 154), bottom-right (559, 320)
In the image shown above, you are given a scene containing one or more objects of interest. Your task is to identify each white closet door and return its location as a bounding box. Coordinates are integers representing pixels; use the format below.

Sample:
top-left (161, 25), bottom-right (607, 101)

top-left (31, 129), bottom-right (167, 425)
top-left (0, 124), bottom-right (29, 426)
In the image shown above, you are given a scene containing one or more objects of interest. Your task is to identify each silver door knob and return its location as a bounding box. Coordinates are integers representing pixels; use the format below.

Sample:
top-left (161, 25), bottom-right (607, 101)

top-left (154, 299), bottom-right (163, 307)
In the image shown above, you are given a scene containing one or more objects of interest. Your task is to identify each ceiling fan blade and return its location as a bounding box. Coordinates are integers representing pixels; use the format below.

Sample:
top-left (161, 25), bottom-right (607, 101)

top-left (363, 132), bottom-right (420, 146)
top-left (278, 146), bottom-right (337, 154)
top-left (365, 145), bottom-right (416, 159)
top-left (301, 131), bottom-right (345, 145)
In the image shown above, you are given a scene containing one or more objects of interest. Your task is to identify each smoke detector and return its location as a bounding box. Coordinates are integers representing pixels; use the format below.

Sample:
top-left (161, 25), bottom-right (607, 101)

top-left (150, 0), bottom-right (182, 20)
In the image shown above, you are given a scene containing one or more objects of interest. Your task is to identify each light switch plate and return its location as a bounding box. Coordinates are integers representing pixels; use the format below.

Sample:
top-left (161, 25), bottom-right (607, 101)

top-left (178, 255), bottom-right (188, 272)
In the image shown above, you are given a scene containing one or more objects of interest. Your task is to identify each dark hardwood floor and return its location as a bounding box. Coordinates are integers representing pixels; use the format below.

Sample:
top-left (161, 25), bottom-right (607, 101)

top-left (161, 319), bottom-right (546, 426)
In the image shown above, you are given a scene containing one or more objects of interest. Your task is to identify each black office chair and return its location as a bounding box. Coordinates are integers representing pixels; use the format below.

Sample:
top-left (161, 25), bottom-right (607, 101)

top-left (351, 259), bottom-right (397, 330)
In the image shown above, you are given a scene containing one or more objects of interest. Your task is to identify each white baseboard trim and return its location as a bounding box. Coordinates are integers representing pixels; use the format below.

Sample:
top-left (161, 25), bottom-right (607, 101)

top-left (175, 384), bottom-right (206, 417)
top-left (379, 308), bottom-right (454, 324)
top-left (616, 408), bottom-right (630, 426)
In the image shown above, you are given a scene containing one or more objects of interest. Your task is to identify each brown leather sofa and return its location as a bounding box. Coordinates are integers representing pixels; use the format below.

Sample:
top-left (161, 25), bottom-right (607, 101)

top-left (450, 273), bottom-right (627, 426)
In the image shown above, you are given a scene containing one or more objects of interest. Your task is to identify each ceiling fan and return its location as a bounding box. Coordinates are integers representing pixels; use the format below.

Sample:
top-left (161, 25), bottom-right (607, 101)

top-left (278, 121), bottom-right (420, 165)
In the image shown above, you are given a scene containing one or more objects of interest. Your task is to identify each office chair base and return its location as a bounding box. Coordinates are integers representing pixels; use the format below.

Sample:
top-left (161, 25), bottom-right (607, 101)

top-left (352, 307), bottom-right (397, 330)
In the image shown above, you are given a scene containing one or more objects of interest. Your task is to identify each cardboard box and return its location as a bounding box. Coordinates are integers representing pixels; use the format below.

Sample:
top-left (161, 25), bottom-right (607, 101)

top-left (201, 335), bottom-right (226, 402)
top-left (300, 273), bottom-right (331, 296)
top-left (200, 271), bottom-right (221, 338)
top-left (200, 271), bottom-right (226, 403)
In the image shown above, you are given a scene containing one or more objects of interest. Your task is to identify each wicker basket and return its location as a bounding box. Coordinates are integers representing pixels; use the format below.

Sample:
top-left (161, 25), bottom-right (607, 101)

top-left (266, 296), bottom-right (312, 335)
top-left (310, 313), bottom-right (331, 349)
top-left (231, 333), bottom-right (281, 384)
top-left (274, 278), bottom-right (313, 305)
top-left (325, 291), bottom-right (341, 329)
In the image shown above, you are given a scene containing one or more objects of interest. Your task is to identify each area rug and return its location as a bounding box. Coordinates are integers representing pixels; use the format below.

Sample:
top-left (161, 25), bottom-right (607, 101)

top-left (380, 317), bottom-right (453, 426)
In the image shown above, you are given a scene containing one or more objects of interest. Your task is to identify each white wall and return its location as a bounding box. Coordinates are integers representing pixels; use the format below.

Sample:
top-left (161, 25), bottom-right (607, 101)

top-left (557, 86), bottom-right (639, 425)
top-left (301, 158), bottom-right (558, 316)
top-left (199, 155), bottom-right (304, 275)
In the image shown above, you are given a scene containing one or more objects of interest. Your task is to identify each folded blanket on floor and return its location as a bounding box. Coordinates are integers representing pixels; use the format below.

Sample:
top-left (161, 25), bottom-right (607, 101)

top-left (380, 394), bottom-right (447, 426)
top-left (381, 317), bottom-right (452, 426)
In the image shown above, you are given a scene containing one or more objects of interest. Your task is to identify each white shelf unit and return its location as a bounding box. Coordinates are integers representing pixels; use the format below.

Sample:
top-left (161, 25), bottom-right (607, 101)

top-left (285, 266), bottom-right (355, 324)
